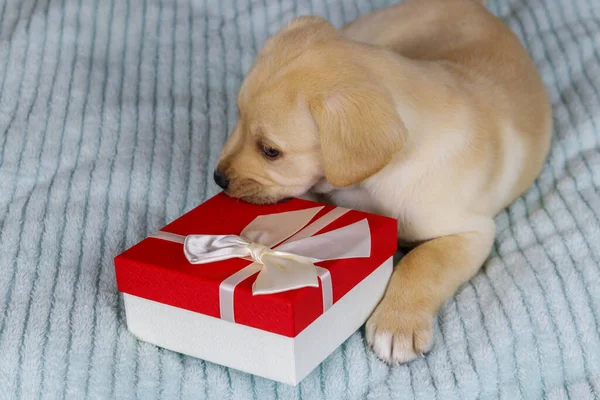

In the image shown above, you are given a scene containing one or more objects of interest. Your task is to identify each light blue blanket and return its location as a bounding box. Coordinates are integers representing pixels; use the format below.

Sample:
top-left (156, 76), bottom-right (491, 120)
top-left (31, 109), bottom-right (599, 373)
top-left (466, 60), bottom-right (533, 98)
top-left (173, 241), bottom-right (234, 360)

top-left (0, 0), bottom-right (598, 398)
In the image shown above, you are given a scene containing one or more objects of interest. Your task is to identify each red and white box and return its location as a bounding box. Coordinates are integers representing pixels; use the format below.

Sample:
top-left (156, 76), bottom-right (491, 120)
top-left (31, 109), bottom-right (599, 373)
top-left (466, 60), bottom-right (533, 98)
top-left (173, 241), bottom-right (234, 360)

top-left (115, 193), bottom-right (397, 385)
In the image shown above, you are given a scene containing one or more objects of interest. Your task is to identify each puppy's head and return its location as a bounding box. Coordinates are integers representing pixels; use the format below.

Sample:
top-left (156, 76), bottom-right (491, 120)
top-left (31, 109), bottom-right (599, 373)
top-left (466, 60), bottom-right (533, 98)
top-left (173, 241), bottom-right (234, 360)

top-left (215, 16), bottom-right (405, 204)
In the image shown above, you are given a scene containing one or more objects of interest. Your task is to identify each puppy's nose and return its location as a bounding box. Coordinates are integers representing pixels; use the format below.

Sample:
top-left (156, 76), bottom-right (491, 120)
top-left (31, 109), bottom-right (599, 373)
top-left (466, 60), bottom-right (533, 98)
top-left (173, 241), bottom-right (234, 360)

top-left (213, 169), bottom-right (229, 190)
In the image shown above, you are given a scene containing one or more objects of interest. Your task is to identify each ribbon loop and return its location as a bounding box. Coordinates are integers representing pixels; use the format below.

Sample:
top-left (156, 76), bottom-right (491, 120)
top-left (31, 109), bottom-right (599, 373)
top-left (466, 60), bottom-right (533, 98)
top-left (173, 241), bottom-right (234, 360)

top-left (240, 207), bottom-right (324, 247)
top-left (184, 234), bottom-right (253, 264)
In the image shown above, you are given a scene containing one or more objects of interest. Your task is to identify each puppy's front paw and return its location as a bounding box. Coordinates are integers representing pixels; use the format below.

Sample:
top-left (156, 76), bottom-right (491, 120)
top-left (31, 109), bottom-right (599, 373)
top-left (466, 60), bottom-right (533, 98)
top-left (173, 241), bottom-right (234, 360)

top-left (365, 297), bottom-right (434, 364)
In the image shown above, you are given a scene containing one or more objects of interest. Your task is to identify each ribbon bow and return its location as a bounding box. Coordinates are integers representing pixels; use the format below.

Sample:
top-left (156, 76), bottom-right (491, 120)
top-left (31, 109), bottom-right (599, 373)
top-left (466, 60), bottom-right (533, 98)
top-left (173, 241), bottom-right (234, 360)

top-left (179, 206), bottom-right (372, 295)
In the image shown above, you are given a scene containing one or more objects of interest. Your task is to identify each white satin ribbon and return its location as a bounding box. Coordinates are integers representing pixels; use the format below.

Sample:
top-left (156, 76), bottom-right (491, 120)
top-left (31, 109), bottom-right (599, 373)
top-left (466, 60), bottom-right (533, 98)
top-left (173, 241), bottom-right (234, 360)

top-left (149, 206), bottom-right (371, 322)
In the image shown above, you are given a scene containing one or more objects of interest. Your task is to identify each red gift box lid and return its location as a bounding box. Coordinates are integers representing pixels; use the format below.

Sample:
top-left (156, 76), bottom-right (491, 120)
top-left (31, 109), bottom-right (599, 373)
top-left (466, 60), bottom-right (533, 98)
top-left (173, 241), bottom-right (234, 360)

top-left (115, 193), bottom-right (397, 338)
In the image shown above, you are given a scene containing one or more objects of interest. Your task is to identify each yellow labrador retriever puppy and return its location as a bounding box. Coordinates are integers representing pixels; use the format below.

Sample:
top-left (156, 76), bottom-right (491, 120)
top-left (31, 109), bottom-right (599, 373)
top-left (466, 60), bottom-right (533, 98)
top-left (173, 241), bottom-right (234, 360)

top-left (214, 0), bottom-right (552, 364)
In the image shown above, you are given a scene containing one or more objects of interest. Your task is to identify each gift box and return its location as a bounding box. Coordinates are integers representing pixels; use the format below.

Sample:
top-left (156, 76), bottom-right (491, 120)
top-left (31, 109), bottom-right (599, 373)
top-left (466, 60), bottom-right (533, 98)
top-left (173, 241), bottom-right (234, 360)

top-left (114, 193), bottom-right (397, 385)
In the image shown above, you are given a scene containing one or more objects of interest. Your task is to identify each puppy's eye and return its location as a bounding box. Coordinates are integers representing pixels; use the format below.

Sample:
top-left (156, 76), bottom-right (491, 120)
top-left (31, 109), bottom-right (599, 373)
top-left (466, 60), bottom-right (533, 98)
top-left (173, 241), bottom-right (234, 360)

top-left (262, 146), bottom-right (281, 159)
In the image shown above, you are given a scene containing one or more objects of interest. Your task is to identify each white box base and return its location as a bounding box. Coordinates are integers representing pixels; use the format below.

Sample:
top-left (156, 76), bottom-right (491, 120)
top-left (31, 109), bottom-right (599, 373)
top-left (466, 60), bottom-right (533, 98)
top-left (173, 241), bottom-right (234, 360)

top-left (123, 256), bottom-right (393, 385)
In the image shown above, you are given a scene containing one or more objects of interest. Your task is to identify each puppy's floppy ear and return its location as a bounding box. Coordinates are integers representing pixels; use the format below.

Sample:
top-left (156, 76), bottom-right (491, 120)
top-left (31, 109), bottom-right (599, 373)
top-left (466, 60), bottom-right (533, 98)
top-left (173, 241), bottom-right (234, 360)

top-left (310, 84), bottom-right (406, 187)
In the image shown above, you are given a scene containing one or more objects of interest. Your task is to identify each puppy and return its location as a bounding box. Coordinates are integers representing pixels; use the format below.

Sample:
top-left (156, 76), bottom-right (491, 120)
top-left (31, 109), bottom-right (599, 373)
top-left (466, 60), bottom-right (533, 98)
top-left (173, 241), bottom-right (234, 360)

top-left (214, 0), bottom-right (552, 364)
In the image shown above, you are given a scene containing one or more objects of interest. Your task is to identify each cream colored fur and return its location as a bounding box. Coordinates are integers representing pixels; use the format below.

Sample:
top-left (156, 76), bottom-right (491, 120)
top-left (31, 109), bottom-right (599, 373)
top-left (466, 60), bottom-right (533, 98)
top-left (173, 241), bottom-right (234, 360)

top-left (215, 0), bottom-right (552, 364)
